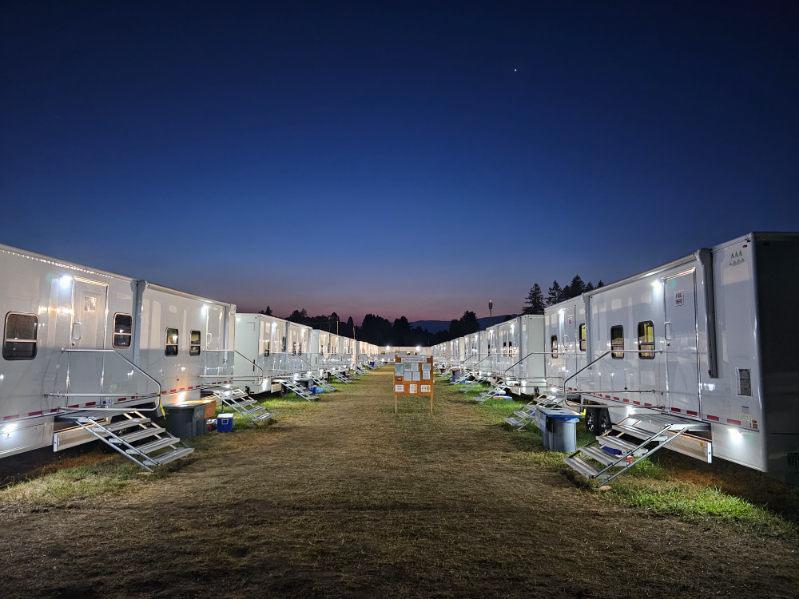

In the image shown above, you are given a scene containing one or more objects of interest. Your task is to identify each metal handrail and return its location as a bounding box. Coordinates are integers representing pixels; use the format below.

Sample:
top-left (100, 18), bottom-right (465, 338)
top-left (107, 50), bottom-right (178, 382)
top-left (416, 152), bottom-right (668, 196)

top-left (561, 348), bottom-right (664, 399)
top-left (45, 348), bottom-right (162, 413)
top-left (502, 350), bottom-right (578, 377)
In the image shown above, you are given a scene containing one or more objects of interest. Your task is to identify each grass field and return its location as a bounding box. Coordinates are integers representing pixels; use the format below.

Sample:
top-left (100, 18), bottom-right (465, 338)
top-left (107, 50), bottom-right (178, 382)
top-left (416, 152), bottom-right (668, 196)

top-left (0, 368), bottom-right (797, 597)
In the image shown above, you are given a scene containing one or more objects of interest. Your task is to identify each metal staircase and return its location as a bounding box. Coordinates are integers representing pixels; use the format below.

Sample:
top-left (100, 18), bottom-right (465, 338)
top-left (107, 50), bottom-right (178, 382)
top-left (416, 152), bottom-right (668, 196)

top-left (310, 374), bottom-right (336, 393)
top-left (504, 403), bottom-right (537, 429)
top-left (210, 387), bottom-right (272, 424)
top-left (565, 414), bottom-right (711, 483)
top-left (70, 410), bottom-right (194, 471)
top-left (502, 390), bottom-right (567, 428)
top-left (279, 378), bottom-right (318, 401)
top-left (474, 385), bottom-right (509, 403)
top-left (332, 371), bottom-right (353, 384)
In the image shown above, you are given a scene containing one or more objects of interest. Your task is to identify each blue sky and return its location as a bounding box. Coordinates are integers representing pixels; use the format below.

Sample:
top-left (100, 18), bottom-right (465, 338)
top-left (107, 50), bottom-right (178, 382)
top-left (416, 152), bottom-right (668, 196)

top-left (2, 1), bottom-right (797, 321)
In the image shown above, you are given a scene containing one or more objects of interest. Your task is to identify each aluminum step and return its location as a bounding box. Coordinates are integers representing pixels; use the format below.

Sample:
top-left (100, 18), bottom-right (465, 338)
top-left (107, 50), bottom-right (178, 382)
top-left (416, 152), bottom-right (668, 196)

top-left (119, 426), bottom-right (165, 443)
top-left (579, 445), bottom-right (619, 466)
top-left (133, 436), bottom-right (179, 455)
top-left (152, 446), bottom-right (195, 465)
top-left (102, 417), bottom-right (152, 432)
top-left (596, 434), bottom-right (638, 454)
top-left (565, 456), bottom-right (600, 478)
top-left (612, 422), bottom-right (667, 441)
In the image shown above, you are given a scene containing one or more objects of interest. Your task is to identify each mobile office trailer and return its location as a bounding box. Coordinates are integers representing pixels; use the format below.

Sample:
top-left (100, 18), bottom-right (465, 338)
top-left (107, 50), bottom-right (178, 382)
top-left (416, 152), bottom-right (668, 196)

top-left (552, 232), bottom-right (799, 482)
top-left (446, 338), bottom-right (463, 369)
top-left (431, 342), bottom-right (447, 368)
top-left (136, 282), bottom-right (236, 405)
top-left (356, 340), bottom-right (374, 366)
top-left (463, 331), bottom-right (490, 375)
top-left (484, 315), bottom-right (546, 395)
top-left (0, 243), bottom-right (151, 458)
top-left (283, 321), bottom-right (313, 378)
top-left (544, 296), bottom-right (589, 394)
top-left (233, 313), bottom-right (287, 394)
top-left (0, 243), bottom-right (234, 459)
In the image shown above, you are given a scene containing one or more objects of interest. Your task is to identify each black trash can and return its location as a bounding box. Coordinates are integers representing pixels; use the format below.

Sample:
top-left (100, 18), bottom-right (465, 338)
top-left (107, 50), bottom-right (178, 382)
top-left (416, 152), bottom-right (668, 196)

top-left (164, 402), bottom-right (206, 438)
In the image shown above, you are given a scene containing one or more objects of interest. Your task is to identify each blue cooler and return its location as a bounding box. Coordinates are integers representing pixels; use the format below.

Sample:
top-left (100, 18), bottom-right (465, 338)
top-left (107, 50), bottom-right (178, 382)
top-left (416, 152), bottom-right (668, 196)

top-left (217, 413), bottom-right (235, 433)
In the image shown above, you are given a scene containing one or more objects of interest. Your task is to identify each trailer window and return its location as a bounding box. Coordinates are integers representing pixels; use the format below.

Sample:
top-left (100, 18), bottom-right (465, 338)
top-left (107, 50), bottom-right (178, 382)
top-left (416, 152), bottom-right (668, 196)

top-left (637, 321), bottom-right (655, 359)
top-left (3, 313), bottom-right (38, 360)
top-left (190, 330), bottom-right (201, 356)
top-left (165, 328), bottom-right (179, 356)
top-left (112, 313), bottom-right (132, 348)
top-left (610, 325), bottom-right (624, 359)
top-left (550, 335), bottom-right (559, 359)
top-left (578, 324), bottom-right (587, 352)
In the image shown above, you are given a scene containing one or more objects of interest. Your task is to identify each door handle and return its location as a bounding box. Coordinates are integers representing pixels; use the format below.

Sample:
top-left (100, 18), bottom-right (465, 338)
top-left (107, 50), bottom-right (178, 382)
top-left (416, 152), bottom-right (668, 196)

top-left (71, 321), bottom-right (82, 344)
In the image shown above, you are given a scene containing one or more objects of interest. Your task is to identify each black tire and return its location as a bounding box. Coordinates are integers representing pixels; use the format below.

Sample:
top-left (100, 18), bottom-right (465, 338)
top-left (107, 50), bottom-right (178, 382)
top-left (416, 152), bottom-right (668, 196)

top-left (585, 408), bottom-right (598, 434)
top-left (597, 409), bottom-right (612, 434)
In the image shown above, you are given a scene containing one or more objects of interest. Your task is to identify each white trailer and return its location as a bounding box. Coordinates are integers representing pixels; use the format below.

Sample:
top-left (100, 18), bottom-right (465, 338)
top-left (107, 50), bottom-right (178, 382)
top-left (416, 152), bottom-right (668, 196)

top-left (551, 232), bottom-right (799, 483)
top-left (0, 243), bottom-right (227, 464)
top-left (484, 315), bottom-right (546, 394)
top-left (233, 313), bottom-right (288, 393)
top-left (136, 282), bottom-right (236, 405)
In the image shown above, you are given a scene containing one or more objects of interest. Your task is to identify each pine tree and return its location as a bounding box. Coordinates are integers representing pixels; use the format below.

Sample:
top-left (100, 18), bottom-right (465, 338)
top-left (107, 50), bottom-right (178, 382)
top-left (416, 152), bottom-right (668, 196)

top-left (596, 280), bottom-right (605, 288)
top-left (567, 274), bottom-right (586, 299)
top-left (523, 283), bottom-right (545, 314)
top-left (585, 282), bottom-right (594, 292)
top-left (546, 281), bottom-right (564, 306)
top-left (259, 306), bottom-right (273, 316)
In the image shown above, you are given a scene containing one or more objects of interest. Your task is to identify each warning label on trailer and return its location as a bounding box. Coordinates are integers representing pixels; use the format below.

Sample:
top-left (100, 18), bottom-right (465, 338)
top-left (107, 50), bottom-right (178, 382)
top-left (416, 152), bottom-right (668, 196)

top-left (675, 291), bottom-right (684, 306)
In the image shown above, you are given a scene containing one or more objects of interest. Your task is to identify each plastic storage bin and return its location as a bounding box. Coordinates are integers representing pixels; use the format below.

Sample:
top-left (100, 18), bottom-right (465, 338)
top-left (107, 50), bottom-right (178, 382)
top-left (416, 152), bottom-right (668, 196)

top-left (164, 402), bottom-right (207, 438)
top-left (535, 406), bottom-right (581, 452)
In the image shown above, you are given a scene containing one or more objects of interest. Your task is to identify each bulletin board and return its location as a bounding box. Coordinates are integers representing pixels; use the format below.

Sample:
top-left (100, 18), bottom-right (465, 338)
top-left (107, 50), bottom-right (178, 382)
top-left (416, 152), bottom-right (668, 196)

top-left (393, 354), bottom-right (434, 414)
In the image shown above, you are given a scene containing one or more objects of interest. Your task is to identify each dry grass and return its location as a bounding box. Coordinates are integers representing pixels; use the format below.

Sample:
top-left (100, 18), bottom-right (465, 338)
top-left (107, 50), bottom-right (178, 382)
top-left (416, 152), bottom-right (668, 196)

top-left (0, 368), bottom-right (797, 598)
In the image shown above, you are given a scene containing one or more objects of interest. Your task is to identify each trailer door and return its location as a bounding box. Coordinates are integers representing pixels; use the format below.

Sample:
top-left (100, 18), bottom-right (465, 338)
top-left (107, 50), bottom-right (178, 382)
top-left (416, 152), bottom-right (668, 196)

top-left (69, 279), bottom-right (108, 395)
top-left (71, 279), bottom-right (107, 349)
top-left (664, 270), bottom-right (701, 416)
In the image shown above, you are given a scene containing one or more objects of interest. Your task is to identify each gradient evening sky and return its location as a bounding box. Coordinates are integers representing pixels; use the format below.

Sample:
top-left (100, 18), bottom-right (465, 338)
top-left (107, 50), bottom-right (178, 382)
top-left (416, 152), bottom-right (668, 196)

top-left (2, 1), bottom-right (798, 322)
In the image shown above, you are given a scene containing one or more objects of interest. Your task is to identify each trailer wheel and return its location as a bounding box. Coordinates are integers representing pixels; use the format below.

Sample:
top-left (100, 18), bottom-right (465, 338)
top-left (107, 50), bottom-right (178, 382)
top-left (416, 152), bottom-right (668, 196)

top-left (584, 408), bottom-right (598, 434)
top-left (598, 409), bottom-right (612, 434)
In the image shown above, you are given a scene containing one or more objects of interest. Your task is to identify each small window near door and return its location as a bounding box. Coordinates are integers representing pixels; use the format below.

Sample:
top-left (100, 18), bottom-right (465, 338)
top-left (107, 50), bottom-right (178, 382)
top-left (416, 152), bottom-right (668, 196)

top-left (610, 325), bottom-right (624, 359)
top-left (637, 321), bottom-right (655, 359)
top-left (551, 335), bottom-right (559, 358)
top-left (578, 323), bottom-right (587, 351)
top-left (165, 328), bottom-right (179, 356)
top-left (113, 313), bottom-right (132, 348)
top-left (190, 330), bottom-right (201, 356)
top-left (263, 339), bottom-right (271, 356)
top-left (3, 313), bottom-right (38, 360)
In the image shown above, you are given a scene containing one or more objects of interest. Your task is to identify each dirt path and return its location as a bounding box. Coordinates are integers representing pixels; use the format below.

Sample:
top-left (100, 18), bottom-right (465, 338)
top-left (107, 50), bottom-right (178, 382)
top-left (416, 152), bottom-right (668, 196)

top-left (1, 369), bottom-right (797, 597)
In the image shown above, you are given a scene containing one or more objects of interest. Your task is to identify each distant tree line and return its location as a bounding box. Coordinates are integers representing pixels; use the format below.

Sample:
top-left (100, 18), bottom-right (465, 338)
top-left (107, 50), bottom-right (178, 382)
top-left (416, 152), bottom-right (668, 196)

top-left (260, 308), bottom-right (494, 347)
top-left (256, 274), bottom-right (606, 347)
top-left (522, 275), bottom-right (604, 315)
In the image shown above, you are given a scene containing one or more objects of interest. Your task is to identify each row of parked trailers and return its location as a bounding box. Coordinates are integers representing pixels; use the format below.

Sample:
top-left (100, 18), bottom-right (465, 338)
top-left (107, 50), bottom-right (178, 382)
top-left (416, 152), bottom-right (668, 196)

top-left (0, 242), bottom-right (379, 464)
top-left (432, 233), bottom-right (799, 484)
